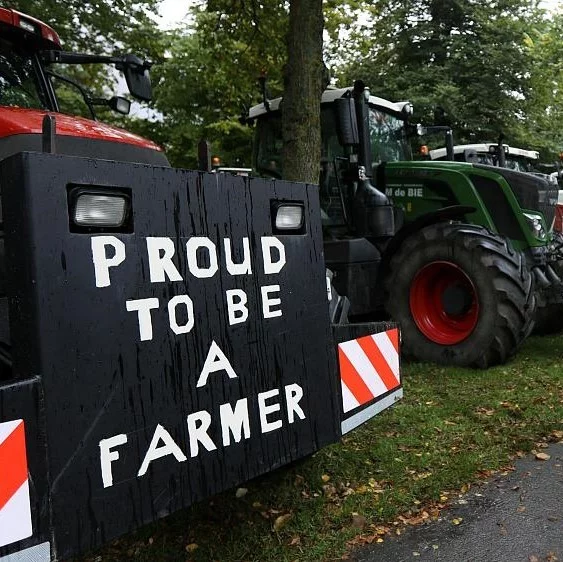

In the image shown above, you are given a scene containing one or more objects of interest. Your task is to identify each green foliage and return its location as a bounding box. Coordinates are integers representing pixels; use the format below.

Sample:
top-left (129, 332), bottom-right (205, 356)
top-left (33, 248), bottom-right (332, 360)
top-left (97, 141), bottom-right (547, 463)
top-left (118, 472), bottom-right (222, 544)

top-left (335, 0), bottom-right (562, 160)
top-left (516, 13), bottom-right (563, 159)
top-left (7, 0), bottom-right (561, 168)
top-left (145, 1), bottom-right (288, 168)
top-left (7, 0), bottom-right (163, 56)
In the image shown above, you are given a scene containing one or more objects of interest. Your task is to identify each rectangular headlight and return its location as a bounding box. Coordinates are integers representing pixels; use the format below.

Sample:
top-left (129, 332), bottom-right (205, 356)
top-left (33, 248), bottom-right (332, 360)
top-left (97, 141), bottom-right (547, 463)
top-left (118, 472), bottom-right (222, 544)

top-left (74, 193), bottom-right (128, 227)
top-left (275, 204), bottom-right (304, 230)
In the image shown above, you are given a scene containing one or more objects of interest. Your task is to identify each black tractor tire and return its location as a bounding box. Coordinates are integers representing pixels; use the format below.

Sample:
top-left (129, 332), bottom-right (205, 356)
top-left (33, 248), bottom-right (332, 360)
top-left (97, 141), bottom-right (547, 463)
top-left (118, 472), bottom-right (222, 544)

top-left (384, 222), bottom-right (536, 368)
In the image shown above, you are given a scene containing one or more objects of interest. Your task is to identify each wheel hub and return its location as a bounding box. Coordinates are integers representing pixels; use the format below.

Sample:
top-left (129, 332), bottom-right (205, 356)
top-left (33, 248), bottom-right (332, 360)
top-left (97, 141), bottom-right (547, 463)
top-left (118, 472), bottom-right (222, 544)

top-left (409, 261), bottom-right (480, 345)
top-left (441, 284), bottom-right (473, 316)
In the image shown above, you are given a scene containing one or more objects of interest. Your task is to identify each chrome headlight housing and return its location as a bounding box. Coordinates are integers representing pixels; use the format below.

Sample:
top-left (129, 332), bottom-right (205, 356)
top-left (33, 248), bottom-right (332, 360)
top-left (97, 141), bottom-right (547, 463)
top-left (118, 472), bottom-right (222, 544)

top-left (523, 211), bottom-right (547, 240)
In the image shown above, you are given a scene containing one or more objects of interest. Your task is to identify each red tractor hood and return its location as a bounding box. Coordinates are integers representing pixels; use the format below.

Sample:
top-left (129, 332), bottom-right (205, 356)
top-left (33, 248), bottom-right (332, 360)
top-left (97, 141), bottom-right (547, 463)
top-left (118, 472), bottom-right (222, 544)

top-left (0, 107), bottom-right (164, 153)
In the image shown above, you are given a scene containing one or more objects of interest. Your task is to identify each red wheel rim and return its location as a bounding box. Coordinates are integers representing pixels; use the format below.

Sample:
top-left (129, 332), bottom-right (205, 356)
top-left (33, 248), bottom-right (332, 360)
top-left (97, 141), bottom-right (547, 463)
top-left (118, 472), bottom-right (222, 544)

top-left (409, 261), bottom-right (479, 345)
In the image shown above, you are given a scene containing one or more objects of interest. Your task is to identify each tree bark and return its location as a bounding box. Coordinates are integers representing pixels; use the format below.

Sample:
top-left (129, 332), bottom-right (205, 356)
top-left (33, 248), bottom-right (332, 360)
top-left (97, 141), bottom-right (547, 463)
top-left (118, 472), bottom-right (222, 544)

top-left (282, 0), bottom-right (325, 184)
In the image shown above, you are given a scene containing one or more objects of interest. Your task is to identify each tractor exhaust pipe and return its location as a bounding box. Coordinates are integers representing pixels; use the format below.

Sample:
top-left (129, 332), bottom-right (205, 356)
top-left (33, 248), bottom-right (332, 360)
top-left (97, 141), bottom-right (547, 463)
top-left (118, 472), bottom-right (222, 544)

top-left (352, 80), bottom-right (373, 178)
top-left (497, 134), bottom-right (507, 168)
top-left (445, 129), bottom-right (454, 161)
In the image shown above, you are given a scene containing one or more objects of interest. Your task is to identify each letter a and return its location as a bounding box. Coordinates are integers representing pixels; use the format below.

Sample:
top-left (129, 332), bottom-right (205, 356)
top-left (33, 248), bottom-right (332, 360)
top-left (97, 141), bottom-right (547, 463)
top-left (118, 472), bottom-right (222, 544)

top-left (196, 340), bottom-right (238, 388)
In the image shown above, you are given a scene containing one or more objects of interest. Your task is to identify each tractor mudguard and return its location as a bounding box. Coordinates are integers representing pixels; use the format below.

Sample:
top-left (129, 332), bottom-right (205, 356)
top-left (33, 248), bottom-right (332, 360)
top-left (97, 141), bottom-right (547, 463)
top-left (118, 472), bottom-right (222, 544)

top-left (380, 205), bottom-right (476, 274)
top-left (0, 153), bottom-right (402, 561)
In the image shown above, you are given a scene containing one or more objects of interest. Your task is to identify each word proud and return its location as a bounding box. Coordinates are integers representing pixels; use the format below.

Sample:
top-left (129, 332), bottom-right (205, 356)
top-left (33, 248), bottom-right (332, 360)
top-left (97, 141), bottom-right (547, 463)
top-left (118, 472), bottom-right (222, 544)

top-left (91, 235), bottom-right (288, 341)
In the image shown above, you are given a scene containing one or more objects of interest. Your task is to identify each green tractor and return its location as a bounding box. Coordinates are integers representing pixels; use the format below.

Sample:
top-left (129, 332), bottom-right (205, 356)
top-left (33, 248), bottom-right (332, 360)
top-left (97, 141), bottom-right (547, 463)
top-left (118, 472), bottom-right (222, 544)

top-left (247, 81), bottom-right (563, 368)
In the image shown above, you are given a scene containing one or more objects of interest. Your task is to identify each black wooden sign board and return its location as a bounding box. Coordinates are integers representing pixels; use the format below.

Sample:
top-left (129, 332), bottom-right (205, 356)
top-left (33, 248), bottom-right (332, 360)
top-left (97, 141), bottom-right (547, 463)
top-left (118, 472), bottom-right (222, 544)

top-left (0, 152), bottom-right (340, 560)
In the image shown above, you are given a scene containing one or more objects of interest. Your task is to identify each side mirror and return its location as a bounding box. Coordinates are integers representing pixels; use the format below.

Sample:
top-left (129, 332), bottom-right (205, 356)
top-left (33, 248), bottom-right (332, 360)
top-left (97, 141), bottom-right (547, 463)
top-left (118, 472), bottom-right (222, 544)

top-left (90, 96), bottom-right (131, 115)
top-left (108, 96), bottom-right (131, 115)
top-left (335, 98), bottom-right (359, 146)
top-left (122, 55), bottom-right (152, 102)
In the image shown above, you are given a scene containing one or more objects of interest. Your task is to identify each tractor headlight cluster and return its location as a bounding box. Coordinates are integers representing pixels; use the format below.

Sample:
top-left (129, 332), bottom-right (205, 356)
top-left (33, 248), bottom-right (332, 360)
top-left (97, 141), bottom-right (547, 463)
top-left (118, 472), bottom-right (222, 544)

top-left (523, 212), bottom-right (547, 240)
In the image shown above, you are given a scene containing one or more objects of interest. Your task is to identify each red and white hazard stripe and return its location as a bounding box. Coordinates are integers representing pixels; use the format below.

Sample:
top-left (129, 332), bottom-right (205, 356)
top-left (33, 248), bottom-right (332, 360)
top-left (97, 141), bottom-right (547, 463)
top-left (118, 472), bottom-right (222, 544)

top-left (339, 328), bottom-right (400, 414)
top-left (0, 419), bottom-right (32, 547)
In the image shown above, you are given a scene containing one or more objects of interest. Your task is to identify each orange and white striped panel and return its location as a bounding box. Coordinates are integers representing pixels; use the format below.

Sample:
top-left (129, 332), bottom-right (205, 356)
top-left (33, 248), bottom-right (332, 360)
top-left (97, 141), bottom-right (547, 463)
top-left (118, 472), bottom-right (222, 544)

top-left (0, 419), bottom-right (33, 547)
top-left (339, 328), bottom-right (400, 414)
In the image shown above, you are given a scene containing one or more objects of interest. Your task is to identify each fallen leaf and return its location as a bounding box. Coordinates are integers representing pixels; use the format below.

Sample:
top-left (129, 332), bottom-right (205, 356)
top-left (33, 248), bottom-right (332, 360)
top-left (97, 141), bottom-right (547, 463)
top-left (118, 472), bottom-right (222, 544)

top-left (476, 407), bottom-right (495, 416)
top-left (294, 474), bottom-right (305, 487)
top-left (528, 556), bottom-right (540, 562)
top-left (322, 484), bottom-right (337, 497)
top-left (546, 552), bottom-right (558, 561)
top-left (289, 536), bottom-right (301, 546)
top-left (321, 474), bottom-right (331, 483)
top-left (517, 505), bottom-right (526, 513)
top-left (185, 543), bottom-right (198, 553)
top-left (535, 452), bottom-right (551, 461)
top-left (235, 487), bottom-right (248, 498)
top-left (451, 518), bottom-right (463, 525)
top-left (351, 513), bottom-right (367, 529)
top-left (273, 513), bottom-right (292, 532)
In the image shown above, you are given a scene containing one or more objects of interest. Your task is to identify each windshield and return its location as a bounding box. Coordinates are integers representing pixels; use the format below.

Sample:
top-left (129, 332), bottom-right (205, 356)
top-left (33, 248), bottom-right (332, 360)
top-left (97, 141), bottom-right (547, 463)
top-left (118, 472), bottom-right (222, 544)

top-left (505, 156), bottom-right (535, 173)
top-left (453, 152), bottom-right (495, 165)
top-left (253, 106), bottom-right (349, 178)
top-left (253, 112), bottom-right (283, 177)
top-left (368, 107), bottom-right (410, 163)
top-left (0, 38), bottom-right (47, 109)
top-left (253, 104), bottom-right (411, 173)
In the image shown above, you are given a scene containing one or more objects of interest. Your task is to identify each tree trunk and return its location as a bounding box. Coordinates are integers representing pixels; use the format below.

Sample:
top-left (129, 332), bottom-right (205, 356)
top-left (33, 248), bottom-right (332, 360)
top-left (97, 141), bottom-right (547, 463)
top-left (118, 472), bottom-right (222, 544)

top-left (282, 0), bottom-right (325, 184)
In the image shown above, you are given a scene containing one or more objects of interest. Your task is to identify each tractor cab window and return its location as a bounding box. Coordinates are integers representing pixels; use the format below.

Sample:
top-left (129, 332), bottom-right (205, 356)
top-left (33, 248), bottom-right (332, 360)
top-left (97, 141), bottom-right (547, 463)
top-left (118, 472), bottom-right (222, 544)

top-left (253, 107), bottom-right (348, 225)
top-left (505, 156), bottom-right (534, 173)
top-left (320, 106), bottom-right (347, 226)
top-left (453, 152), bottom-right (495, 166)
top-left (253, 113), bottom-right (283, 178)
top-left (368, 108), bottom-right (410, 163)
top-left (48, 74), bottom-right (93, 119)
top-left (0, 38), bottom-right (47, 109)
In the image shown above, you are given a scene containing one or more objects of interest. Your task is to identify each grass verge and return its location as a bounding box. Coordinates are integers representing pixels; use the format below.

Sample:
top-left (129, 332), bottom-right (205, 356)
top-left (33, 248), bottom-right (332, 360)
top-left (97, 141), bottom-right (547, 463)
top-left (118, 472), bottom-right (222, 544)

top-left (86, 335), bottom-right (563, 562)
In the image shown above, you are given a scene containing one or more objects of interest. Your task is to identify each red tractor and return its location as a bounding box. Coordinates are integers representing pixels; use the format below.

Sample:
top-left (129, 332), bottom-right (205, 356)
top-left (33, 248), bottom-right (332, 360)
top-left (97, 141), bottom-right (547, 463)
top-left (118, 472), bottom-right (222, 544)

top-left (0, 7), bottom-right (168, 165)
top-left (0, 10), bottom-right (403, 562)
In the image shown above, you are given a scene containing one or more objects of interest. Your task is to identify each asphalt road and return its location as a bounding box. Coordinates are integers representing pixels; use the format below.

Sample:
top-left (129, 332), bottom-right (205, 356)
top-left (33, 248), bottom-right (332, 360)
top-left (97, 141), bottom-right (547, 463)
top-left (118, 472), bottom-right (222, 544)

top-left (352, 443), bottom-right (563, 562)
